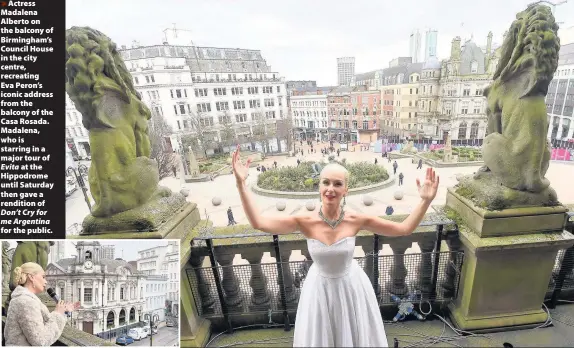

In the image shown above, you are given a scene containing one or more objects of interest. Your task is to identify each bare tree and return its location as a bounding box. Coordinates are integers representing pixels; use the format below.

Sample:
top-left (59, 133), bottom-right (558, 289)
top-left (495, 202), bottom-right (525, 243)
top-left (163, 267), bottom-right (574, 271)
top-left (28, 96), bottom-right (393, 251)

top-left (276, 113), bottom-right (294, 153)
top-left (182, 111), bottom-right (217, 158)
top-left (218, 111), bottom-right (237, 152)
top-left (149, 113), bottom-right (176, 179)
top-left (250, 110), bottom-right (274, 154)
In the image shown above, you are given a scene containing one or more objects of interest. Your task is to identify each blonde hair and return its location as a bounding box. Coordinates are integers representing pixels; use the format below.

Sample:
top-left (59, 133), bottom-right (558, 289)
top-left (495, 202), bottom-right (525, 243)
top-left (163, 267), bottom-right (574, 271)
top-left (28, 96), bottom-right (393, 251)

top-left (320, 163), bottom-right (350, 187)
top-left (12, 262), bottom-right (43, 287)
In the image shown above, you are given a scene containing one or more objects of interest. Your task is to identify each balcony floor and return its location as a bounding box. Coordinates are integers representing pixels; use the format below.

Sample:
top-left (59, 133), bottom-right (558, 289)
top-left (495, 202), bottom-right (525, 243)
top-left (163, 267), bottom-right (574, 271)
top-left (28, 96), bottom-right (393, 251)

top-left (207, 303), bottom-right (574, 347)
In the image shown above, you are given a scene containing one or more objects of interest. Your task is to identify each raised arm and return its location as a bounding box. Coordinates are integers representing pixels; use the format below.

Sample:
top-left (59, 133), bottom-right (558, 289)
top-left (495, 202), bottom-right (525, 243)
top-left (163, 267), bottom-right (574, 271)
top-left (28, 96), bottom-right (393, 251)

top-left (360, 168), bottom-right (439, 236)
top-left (233, 146), bottom-right (299, 234)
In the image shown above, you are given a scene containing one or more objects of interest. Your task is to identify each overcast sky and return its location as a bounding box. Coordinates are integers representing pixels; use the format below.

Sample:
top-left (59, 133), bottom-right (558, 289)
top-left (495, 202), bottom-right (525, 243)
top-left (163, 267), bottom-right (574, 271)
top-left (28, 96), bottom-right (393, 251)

top-left (66, 0), bottom-right (574, 85)
top-left (5, 240), bottom-right (175, 262)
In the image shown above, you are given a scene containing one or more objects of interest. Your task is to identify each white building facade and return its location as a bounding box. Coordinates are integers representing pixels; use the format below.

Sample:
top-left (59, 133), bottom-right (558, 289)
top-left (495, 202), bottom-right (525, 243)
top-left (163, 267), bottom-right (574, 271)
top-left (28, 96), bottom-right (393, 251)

top-left (65, 95), bottom-right (89, 159)
top-left (143, 275), bottom-right (168, 322)
top-left (337, 57), bottom-right (355, 86)
top-left (137, 241), bottom-right (179, 316)
top-left (290, 94), bottom-right (329, 141)
top-left (45, 242), bottom-right (146, 336)
top-left (546, 43), bottom-right (574, 145)
top-left (119, 36), bottom-right (289, 155)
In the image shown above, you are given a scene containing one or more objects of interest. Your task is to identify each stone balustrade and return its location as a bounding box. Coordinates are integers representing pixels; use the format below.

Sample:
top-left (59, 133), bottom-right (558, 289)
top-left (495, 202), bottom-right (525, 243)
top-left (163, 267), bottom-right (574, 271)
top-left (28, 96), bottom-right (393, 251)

top-left (186, 211), bottom-right (464, 331)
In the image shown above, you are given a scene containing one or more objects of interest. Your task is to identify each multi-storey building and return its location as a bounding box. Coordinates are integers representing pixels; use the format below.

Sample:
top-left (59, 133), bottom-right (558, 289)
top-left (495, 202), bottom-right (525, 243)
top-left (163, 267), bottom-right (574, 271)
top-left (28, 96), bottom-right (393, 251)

top-left (291, 93), bottom-right (329, 141)
top-left (418, 57), bottom-right (442, 138)
top-left (410, 31), bottom-right (422, 63)
top-left (436, 34), bottom-right (498, 141)
top-left (350, 70), bottom-right (383, 90)
top-left (380, 80), bottom-right (421, 139)
top-left (286, 81), bottom-right (317, 95)
top-left (45, 242), bottom-right (146, 336)
top-left (65, 95), bottom-right (89, 159)
top-left (337, 57), bottom-right (355, 86)
top-left (350, 89), bottom-right (381, 143)
top-left (424, 30), bottom-right (438, 61)
top-left (136, 241), bottom-right (179, 315)
top-left (101, 245), bottom-right (115, 260)
top-left (546, 43), bottom-right (574, 146)
top-left (143, 275), bottom-right (168, 322)
top-left (118, 30), bottom-right (289, 155)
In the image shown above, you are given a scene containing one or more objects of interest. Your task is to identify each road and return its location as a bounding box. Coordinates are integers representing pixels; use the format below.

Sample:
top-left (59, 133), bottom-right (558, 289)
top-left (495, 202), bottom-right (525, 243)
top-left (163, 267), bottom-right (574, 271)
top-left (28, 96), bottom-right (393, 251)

top-left (129, 326), bottom-right (179, 346)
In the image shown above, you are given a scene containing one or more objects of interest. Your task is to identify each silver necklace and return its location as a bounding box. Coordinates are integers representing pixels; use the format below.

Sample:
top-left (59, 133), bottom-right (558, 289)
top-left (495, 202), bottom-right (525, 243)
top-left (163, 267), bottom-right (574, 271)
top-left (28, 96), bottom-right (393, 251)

top-left (319, 206), bottom-right (345, 229)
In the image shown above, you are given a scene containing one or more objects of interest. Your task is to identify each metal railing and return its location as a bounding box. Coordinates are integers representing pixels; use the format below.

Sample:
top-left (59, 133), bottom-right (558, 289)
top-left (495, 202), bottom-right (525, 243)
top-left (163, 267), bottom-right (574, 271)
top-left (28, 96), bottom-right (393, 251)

top-left (187, 213), bottom-right (464, 332)
top-left (547, 211), bottom-right (574, 307)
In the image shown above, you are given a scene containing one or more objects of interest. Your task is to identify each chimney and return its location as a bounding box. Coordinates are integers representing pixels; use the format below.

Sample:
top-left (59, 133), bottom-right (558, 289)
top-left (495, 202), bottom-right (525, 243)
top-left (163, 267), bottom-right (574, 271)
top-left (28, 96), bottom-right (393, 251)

top-left (450, 36), bottom-right (461, 60)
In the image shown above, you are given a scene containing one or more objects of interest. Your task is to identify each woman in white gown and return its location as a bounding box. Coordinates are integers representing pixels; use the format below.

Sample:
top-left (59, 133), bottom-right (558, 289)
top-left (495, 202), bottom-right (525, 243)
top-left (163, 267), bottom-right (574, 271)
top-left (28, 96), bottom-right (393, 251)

top-left (232, 146), bottom-right (439, 347)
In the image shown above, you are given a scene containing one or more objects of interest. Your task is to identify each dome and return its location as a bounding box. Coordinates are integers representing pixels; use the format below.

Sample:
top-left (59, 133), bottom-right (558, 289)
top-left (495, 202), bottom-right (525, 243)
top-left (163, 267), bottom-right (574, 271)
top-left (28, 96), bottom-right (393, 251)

top-left (423, 56), bottom-right (441, 70)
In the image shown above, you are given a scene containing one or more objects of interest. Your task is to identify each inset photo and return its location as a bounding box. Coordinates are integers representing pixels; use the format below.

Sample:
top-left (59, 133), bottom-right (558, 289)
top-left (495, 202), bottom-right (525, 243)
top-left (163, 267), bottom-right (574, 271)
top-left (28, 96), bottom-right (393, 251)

top-left (1, 240), bottom-right (180, 346)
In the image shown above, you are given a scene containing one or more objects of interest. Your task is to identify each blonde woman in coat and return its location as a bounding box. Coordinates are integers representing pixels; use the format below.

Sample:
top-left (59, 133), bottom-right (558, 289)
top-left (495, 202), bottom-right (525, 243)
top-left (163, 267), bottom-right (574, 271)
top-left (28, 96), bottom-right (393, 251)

top-left (4, 262), bottom-right (76, 346)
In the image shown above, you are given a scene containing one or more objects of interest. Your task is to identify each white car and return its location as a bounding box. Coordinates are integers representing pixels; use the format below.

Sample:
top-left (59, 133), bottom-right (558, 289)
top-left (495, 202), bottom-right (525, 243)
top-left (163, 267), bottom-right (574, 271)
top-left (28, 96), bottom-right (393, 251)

top-left (128, 328), bottom-right (147, 341)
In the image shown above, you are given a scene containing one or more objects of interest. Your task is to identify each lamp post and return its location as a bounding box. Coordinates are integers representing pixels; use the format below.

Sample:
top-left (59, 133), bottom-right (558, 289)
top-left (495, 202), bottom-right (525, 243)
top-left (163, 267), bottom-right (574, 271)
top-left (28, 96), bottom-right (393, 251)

top-left (101, 272), bottom-right (106, 339)
top-left (66, 163), bottom-right (91, 211)
top-left (144, 312), bottom-right (160, 347)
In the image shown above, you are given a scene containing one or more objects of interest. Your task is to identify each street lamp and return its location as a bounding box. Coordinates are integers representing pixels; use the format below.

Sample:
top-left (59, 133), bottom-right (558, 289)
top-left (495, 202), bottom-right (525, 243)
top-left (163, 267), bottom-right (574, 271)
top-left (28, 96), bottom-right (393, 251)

top-left (101, 272), bottom-right (106, 339)
top-left (66, 163), bottom-right (91, 211)
top-left (144, 312), bottom-right (160, 347)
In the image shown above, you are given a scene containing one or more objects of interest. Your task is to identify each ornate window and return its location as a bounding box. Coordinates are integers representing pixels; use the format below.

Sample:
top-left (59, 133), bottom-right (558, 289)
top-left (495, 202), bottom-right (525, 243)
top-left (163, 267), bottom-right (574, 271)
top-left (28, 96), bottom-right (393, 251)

top-left (458, 122), bottom-right (467, 139)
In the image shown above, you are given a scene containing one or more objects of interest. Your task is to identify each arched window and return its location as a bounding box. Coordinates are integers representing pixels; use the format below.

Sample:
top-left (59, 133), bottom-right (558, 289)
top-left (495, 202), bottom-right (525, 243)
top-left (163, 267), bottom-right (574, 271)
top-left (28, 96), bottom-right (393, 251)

top-left (119, 309), bottom-right (126, 326)
top-left (85, 251), bottom-right (92, 261)
top-left (106, 311), bottom-right (115, 329)
top-left (470, 122), bottom-right (480, 139)
top-left (458, 122), bottom-right (467, 139)
top-left (130, 308), bottom-right (136, 322)
top-left (471, 60), bottom-right (478, 73)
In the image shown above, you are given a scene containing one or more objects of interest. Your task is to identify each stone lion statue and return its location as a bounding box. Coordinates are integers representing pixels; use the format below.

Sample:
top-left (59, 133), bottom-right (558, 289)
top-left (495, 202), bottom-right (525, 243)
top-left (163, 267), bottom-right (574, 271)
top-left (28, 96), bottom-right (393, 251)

top-left (8, 242), bottom-right (53, 292)
top-left (475, 4), bottom-right (559, 194)
top-left (65, 27), bottom-right (166, 218)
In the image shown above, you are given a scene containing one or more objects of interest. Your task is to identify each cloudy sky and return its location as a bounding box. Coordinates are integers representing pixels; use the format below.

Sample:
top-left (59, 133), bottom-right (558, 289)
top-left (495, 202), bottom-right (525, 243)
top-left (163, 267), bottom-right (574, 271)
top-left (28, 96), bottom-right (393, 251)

top-left (5, 240), bottom-right (175, 262)
top-left (66, 0), bottom-right (574, 86)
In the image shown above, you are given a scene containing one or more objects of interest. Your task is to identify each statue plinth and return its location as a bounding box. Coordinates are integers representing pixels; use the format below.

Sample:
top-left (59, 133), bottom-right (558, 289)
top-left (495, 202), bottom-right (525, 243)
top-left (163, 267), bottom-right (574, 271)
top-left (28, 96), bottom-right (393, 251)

top-left (443, 187), bottom-right (574, 331)
top-left (75, 191), bottom-right (200, 239)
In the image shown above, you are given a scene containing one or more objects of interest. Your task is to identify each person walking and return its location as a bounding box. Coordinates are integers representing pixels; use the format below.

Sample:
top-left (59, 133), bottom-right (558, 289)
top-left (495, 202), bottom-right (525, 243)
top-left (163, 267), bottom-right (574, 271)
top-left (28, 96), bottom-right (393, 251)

top-left (274, 161), bottom-right (278, 169)
top-left (227, 207), bottom-right (237, 226)
top-left (399, 172), bottom-right (404, 186)
top-left (297, 159), bottom-right (301, 166)
top-left (393, 161), bottom-right (398, 174)
top-left (375, 158), bottom-right (378, 165)
top-left (417, 159), bottom-right (423, 169)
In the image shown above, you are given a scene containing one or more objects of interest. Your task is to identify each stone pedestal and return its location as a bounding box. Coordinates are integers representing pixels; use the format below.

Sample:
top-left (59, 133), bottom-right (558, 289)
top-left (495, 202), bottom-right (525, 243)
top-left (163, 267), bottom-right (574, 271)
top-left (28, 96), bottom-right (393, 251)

top-left (445, 189), bottom-right (574, 331)
top-left (180, 252), bottom-right (211, 347)
top-left (74, 201), bottom-right (200, 239)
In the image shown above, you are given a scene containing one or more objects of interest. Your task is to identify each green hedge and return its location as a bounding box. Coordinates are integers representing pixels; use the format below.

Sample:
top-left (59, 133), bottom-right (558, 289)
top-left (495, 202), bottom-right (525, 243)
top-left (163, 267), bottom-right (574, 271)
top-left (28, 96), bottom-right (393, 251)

top-left (257, 160), bottom-right (389, 192)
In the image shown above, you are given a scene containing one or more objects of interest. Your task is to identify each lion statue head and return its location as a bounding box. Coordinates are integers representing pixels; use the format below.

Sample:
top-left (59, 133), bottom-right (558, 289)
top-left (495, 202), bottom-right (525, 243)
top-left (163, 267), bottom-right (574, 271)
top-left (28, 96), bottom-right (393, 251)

top-left (65, 26), bottom-right (151, 130)
top-left (491, 4), bottom-right (560, 98)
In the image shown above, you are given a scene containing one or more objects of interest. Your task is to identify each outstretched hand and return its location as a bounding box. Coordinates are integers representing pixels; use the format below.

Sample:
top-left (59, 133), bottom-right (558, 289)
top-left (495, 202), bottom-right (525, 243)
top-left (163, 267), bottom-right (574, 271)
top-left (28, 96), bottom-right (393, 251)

top-left (232, 145), bottom-right (252, 185)
top-left (417, 168), bottom-right (439, 202)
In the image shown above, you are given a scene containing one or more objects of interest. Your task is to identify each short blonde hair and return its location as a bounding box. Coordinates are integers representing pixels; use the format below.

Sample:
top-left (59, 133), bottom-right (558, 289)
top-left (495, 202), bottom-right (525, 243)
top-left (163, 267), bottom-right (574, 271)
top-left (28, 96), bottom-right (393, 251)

top-left (12, 262), bottom-right (44, 287)
top-left (320, 163), bottom-right (350, 187)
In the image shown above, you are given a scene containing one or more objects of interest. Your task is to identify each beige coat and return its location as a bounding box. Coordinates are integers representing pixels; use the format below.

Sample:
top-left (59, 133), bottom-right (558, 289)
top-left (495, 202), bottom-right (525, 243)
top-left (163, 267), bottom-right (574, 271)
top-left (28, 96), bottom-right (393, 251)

top-left (4, 286), bottom-right (67, 346)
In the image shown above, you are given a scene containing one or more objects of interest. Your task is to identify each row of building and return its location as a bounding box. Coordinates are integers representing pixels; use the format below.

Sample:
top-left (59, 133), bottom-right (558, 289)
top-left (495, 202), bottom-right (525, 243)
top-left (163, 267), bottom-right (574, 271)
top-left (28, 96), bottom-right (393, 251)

top-left (292, 33), bottom-right (574, 146)
top-left (45, 241), bottom-right (179, 336)
top-left (65, 28), bottom-right (574, 160)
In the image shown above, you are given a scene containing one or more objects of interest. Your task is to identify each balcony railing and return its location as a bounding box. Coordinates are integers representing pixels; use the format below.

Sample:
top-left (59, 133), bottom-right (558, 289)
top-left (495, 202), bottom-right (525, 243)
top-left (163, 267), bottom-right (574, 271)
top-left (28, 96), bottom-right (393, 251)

top-left (187, 210), bottom-right (574, 333)
top-left (187, 212), bottom-right (464, 332)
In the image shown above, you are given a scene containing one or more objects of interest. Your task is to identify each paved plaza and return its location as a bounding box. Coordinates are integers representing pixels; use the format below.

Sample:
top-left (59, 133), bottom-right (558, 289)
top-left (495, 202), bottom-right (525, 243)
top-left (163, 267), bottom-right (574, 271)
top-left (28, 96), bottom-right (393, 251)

top-left (66, 145), bottom-right (574, 233)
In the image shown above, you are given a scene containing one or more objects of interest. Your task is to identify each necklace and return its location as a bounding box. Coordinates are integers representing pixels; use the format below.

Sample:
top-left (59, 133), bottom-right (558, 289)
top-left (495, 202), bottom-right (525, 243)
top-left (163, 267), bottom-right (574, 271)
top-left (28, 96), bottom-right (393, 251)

top-left (319, 206), bottom-right (345, 229)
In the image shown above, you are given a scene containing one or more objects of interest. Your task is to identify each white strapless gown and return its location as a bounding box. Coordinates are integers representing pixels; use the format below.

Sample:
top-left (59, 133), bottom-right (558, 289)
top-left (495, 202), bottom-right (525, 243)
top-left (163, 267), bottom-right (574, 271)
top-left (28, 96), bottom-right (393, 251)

top-left (293, 236), bottom-right (389, 347)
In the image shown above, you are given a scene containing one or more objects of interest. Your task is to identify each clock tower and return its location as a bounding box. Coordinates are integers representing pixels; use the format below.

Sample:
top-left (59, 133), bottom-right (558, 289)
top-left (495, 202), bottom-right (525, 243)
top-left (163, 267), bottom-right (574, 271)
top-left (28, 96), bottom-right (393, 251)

top-left (75, 241), bottom-right (103, 273)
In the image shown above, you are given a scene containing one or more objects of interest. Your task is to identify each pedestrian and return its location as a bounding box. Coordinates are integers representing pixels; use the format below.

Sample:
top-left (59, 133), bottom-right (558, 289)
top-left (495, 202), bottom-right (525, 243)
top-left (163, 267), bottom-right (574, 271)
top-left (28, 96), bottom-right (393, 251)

top-left (261, 166), bottom-right (267, 172)
top-left (393, 161), bottom-right (398, 174)
top-left (385, 205), bottom-right (394, 216)
top-left (172, 165), bottom-right (177, 177)
top-left (297, 159), bottom-right (301, 166)
top-left (257, 164), bottom-right (261, 172)
top-left (274, 161), bottom-right (278, 169)
top-left (227, 207), bottom-right (237, 226)
top-left (399, 172), bottom-right (404, 186)
top-left (337, 149), bottom-right (340, 157)
top-left (375, 158), bottom-right (378, 165)
top-left (417, 159), bottom-right (423, 169)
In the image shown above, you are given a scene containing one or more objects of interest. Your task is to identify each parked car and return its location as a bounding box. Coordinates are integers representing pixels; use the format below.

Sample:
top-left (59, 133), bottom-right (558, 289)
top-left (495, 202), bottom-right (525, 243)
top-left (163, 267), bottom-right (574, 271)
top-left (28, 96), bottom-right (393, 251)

top-left (166, 320), bottom-right (175, 327)
top-left (141, 326), bottom-right (150, 337)
top-left (116, 335), bottom-right (134, 345)
top-left (128, 328), bottom-right (147, 341)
